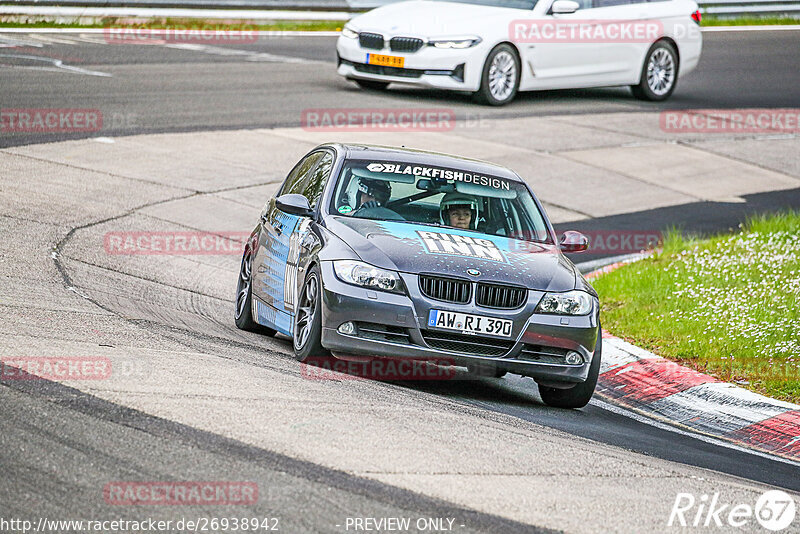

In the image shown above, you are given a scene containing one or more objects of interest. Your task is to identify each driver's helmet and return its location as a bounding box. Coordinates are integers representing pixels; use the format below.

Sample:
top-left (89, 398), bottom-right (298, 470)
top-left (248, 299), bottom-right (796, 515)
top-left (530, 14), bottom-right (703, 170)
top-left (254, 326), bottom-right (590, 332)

top-left (439, 192), bottom-right (479, 230)
top-left (356, 177), bottom-right (391, 206)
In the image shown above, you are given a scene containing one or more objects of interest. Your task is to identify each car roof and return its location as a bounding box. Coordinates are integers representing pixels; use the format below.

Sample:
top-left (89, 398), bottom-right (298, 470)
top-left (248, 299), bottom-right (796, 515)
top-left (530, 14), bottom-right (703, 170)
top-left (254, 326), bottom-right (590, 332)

top-left (321, 143), bottom-right (524, 183)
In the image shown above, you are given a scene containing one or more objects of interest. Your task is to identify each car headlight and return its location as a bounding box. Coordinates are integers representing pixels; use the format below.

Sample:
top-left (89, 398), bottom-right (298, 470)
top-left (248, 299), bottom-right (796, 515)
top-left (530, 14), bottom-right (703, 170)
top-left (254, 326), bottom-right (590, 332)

top-left (333, 260), bottom-right (404, 294)
top-left (428, 36), bottom-right (482, 49)
top-left (535, 290), bottom-right (593, 316)
top-left (341, 25), bottom-right (359, 39)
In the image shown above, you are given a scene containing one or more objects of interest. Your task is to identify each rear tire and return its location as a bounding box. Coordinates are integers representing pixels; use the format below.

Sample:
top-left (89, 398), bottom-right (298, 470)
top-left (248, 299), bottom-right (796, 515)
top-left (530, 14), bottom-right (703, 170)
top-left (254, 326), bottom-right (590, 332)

top-left (538, 329), bottom-right (602, 409)
top-left (356, 79), bottom-right (390, 91)
top-left (293, 265), bottom-right (328, 363)
top-left (630, 40), bottom-right (678, 101)
top-left (475, 43), bottom-right (520, 106)
top-left (234, 244), bottom-right (276, 336)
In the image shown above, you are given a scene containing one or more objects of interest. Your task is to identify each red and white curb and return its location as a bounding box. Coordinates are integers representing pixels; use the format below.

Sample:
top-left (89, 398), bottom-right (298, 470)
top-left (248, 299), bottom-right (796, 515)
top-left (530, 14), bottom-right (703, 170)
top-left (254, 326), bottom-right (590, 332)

top-left (587, 261), bottom-right (800, 463)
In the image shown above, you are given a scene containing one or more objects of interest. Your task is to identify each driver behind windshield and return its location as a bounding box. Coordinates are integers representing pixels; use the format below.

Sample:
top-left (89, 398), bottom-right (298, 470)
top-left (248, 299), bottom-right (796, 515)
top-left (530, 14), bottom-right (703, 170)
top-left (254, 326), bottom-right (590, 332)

top-left (350, 174), bottom-right (405, 220)
top-left (439, 192), bottom-right (479, 230)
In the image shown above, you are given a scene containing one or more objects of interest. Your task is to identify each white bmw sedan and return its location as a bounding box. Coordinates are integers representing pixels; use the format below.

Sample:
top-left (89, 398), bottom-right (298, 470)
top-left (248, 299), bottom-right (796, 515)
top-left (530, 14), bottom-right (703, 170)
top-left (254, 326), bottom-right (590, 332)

top-left (336, 0), bottom-right (702, 105)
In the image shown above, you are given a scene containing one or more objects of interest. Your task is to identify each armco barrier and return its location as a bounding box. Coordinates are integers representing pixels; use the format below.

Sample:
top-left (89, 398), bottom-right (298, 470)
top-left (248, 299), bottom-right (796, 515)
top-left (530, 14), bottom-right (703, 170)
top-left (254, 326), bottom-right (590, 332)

top-left (2, 0), bottom-right (799, 18)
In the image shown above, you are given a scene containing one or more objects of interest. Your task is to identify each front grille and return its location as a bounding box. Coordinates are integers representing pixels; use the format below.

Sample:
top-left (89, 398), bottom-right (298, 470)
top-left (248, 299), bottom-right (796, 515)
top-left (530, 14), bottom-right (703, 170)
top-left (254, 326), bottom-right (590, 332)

top-left (421, 330), bottom-right (513, 357)
top-left (352, 62), bottom-right (423, 78)
top-left (518, 345), bottom-right (569, 364)
top-left (390, 36), bottom-right (424, 53)
top-left (359, 32), bottom-right (384, 50)
top-left (476, 283), bottom-right (527, 309)
top-left (419, 275), bottom-right (471, 304)
top-left (356, 322), bottom-right (411, 345)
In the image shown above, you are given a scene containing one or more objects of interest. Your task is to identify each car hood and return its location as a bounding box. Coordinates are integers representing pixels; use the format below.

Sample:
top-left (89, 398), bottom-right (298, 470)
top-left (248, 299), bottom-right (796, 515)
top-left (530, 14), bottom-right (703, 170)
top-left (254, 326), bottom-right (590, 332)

top-left (325, 217), bottom-right (578, 292)
top-left (349, 0), bottom-right (516, 38)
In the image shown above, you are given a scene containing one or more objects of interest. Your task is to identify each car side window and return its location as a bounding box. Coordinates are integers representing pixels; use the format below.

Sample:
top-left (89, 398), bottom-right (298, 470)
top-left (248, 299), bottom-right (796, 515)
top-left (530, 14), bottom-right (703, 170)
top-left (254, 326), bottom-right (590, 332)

top-left (592, 0), bottom-right (633, 6)
top-left (302, 152), bottom-right (334, 209)
top-left (280, 152), bottom-right (325, 196)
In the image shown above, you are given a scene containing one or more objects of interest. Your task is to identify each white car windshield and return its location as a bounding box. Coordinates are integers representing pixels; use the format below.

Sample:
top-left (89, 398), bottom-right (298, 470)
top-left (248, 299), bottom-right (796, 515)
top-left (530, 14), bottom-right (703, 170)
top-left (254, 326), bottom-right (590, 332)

top-left (330, 160), bottom-right (551, 243)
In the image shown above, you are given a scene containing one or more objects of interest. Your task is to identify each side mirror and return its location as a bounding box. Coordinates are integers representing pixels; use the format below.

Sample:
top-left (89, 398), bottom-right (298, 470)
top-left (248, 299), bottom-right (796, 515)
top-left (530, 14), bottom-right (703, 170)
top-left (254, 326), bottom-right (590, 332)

top-left (275, 194), bottom-right (313, 217)
top-left (560, 231), bottom-right (589, 253)
top-left (552, 0), bottom-right (580, 14)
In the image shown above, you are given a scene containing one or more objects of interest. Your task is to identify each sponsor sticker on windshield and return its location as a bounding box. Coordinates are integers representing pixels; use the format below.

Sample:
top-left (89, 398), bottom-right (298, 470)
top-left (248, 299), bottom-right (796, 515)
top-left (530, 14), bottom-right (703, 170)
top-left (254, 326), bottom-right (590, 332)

top-left (417, 231), bottom-right (506, 263)
top-left (365, 162), bottom-right (511, 191)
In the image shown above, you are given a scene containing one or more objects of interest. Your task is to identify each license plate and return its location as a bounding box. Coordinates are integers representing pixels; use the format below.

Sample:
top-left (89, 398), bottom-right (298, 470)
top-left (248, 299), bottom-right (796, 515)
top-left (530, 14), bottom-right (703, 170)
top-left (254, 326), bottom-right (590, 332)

top-left (428, 310), bottom-right (513, 338)
top-left (367, 53), bottom-right (404, 68)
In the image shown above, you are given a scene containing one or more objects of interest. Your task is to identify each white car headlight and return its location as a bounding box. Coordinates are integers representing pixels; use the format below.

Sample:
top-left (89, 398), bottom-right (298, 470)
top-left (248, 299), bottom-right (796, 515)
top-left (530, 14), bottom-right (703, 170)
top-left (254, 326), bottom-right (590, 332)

top-left (341, 25), bottom-right (359, 39)
top-left (333, 260), bottom-right (404, 294)
top-left (535, 290), bottom-right (594, 316)
top-left (429, 36), bottom-right (482, 49)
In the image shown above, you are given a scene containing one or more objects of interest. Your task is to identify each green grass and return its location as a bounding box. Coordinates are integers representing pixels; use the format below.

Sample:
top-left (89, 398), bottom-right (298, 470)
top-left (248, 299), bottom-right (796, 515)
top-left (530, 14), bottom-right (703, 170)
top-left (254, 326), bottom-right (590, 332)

top-left (0, 18), bottom-right (345, 31)
top-left (701, 15), bottom-right (800, 26)
top-left (593, 211), bottom-right (800, 403)
top-left (3, 15), bottom-right (798, 30)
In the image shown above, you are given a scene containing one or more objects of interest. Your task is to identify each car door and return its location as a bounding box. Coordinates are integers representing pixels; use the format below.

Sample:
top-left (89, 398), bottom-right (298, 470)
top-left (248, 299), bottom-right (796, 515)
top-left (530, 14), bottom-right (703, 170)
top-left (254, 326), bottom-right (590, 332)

top-left (252, 150), bottom-right (334, 336)
top-left (521, 0), bottom-right (644, 89)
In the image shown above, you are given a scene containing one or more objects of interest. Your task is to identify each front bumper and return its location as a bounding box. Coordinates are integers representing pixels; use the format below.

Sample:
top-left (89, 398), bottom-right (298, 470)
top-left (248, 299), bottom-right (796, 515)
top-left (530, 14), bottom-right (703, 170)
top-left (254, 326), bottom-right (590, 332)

top-left (318, 262), bottom-right (599, 383)
top-left (336, 35), bottom-right (486, 92)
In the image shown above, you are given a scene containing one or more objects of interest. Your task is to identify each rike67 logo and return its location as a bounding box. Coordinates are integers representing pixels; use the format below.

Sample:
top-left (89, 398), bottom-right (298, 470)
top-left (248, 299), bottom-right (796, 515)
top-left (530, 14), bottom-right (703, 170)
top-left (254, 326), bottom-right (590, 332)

top-left (669, 490), bottom-right (796, 531)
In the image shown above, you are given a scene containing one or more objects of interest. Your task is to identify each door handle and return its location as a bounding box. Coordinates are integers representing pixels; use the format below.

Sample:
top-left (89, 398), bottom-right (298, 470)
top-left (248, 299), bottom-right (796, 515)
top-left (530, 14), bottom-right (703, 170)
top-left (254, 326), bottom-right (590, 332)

top-left (274, 222), bottom-right (284, 236)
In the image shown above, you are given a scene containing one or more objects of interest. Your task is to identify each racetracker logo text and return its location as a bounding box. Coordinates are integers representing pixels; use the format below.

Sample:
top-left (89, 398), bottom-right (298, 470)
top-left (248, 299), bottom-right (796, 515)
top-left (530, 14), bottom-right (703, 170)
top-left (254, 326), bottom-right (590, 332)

top-left (301, 357), bottom-right (457, 381)
top-left (103, 481), bottom-right (258, 505)
top-left (0, 357), bottom-right (111, 381)
top-left (104, 25), bottom-right (259, 44)
top-left (301, 108), bottom-right (456, 132)
top-left (1, 109), bottom-right (102, 133)
top-left (661, 109), bottom-right (800, 133)
top-left (510, 19), bottom-right (663, 43)
top-left (104, 231), bottom-right (250, 255)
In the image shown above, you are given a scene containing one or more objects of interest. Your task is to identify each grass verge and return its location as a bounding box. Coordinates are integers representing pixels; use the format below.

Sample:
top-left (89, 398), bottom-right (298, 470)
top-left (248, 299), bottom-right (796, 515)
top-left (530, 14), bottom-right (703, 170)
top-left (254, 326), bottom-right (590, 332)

top-left (2, 15), bottom-right (799, 30)
top-left (592, 211), bottom-right (800, 403)
top-left (0, 18), bottom-right (345, 31)
top-left (701, 15), bottom-right (800, 26)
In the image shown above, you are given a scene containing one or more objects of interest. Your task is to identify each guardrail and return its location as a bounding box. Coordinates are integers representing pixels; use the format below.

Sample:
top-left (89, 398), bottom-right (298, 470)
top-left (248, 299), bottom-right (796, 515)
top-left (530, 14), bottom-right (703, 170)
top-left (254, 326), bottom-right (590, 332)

top-left (2, 0), bottom-right (799, 17)
top-left (698, 0), bottom-right (800, 15)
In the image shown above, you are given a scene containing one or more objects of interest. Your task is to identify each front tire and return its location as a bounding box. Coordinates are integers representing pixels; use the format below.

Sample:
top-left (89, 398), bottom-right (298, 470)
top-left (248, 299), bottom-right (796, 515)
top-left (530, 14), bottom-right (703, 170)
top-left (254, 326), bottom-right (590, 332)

top-left (355, 79), bottom-right (390, 91)
top-left (293, 265), bottom-right (328, 363)
top-left (235, 244), bottom-right (276, 336)
top-left (475, 44), bottom-right (520, 106)
top-left (631, 40), bottom-right (678, 101)
top-left (538, 329), bottom-right (602, 409)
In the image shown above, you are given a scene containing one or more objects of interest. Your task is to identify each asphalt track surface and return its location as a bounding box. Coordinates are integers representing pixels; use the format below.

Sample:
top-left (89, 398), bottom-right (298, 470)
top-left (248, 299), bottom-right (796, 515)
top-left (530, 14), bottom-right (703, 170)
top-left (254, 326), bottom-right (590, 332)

top-left (1, 30), bottom-right (800, 148)
top-left (1, 27), bottom-right (800, 532)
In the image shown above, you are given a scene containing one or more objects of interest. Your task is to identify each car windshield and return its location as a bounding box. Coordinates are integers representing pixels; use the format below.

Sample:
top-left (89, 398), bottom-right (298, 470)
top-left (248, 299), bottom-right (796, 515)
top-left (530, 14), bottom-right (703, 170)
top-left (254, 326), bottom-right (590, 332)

top-left (330, 159), bottom-right (551, 243)
top-left (428, 0), bottom-right (538, 8)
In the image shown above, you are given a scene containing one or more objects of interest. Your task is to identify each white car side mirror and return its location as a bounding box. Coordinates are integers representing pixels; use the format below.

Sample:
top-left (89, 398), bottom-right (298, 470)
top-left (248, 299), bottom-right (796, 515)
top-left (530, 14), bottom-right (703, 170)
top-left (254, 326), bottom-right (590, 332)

top-left (552, 0), bottom-right (580, 14)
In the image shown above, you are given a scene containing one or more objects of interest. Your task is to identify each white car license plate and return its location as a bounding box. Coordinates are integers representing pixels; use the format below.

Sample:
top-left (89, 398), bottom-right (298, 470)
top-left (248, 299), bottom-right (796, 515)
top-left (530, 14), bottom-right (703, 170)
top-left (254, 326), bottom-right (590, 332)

top-left (428, 310), bottom-right (512, 338)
